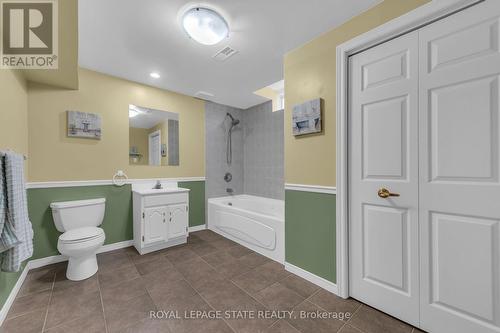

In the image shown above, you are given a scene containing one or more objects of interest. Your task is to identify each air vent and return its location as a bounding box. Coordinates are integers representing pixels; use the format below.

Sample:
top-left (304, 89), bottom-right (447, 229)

top-left (213, 46), bottom-right (238, 61)
top-left (195, 91), bottom-right (215, 101)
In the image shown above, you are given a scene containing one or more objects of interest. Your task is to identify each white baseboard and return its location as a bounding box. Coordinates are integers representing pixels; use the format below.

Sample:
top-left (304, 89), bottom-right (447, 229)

top-left (98, 240), bottom-right (134, 254)
top-left (28, 240), bottom-right (134, 270)
top-left (0, 239), bottom-right (134, 327)
top-left (189, 224), bottom-right (206, 232)
top-left (285, 262), bottom-right (338, 295)
top-left (28, 254), bottom-right (68, 270)
top-left (0, 264), bottom-right (29, 326)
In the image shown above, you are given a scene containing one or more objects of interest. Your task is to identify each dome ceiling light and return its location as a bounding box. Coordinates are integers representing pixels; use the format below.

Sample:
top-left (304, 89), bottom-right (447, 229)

top-left (182, 7), bottom-right (229, 45)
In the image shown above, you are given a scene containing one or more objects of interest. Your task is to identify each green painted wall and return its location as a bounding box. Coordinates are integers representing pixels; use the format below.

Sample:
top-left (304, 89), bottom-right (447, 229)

top-left (285, 190), bottom-right (336, 283)
top-left (179, 181), bottom-right (205, 227)
top-left (27, 185), bottom-right (133, 259)
top-left (0, 264), bottom-right (25, 311)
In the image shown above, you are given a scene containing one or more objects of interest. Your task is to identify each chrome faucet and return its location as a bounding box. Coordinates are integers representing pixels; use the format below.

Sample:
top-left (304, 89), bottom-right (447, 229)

top-left (153, 180), bottom-right (163, 189)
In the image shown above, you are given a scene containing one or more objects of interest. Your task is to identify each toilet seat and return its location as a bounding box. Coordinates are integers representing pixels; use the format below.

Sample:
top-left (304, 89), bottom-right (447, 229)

top-left (59, 227), bottom-right (104, 244)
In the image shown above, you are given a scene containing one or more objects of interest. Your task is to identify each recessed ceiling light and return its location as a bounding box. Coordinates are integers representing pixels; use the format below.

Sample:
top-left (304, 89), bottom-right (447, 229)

top-left (182, 7), bottom-right (229, 45)
top-left (150, 72), bottom-right (160, 79)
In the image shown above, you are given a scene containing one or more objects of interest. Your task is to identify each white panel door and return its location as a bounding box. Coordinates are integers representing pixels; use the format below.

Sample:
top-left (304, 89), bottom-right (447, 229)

top-left (168, 204), bottom-right (188, 239)
top-left (349, 31), bottom-right (420, 325)
top-left (149, 130), bottom-right (161, 166)
top-left (143, 207), bottom-right (167, 245)
top-left (419, 1), bottom-right (500, 332)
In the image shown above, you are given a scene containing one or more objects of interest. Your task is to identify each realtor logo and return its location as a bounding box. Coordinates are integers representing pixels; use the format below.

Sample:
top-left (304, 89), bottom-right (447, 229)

top-left (1, 0), bottom-right (58, 69)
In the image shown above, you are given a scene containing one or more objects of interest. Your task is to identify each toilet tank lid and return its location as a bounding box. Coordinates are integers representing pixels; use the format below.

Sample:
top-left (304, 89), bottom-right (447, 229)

top-left (50, 198), bottom-right (106, 209)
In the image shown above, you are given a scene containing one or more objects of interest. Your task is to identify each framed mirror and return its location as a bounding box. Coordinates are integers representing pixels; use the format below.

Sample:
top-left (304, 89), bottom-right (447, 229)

top-left (129, 105), bottom-right (179, 166)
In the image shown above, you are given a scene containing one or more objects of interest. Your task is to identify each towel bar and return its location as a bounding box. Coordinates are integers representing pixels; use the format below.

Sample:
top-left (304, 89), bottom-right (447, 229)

top-left (0, 150), bottom-right (28, 160)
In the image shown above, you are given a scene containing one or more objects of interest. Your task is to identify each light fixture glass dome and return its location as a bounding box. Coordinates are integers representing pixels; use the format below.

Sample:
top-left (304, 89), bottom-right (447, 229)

top-left (182, 7), bottom-right (229, 45)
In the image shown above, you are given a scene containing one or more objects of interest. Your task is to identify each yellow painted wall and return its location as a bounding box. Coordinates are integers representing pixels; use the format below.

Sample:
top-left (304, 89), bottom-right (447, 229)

top-left (0, 70), bottom-right (28, 172)
top-left (129, 127), bottom-right (149, 166)
top-left (28, 68), bottom-right (205, 181)
top-left (284, 0), bottom-right (430, 186)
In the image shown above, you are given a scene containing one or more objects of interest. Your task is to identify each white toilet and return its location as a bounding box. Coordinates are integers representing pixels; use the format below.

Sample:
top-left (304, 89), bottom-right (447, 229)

top-left (50, 198), bottom-right (106, 281)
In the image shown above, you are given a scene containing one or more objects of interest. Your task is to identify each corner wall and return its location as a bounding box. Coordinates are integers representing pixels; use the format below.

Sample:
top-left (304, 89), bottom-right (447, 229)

top-left (243, 102), bottom-right (284, 200)
top-left (283, 0), bottom-right (430, 283)
top-left (205, 102), bottom-right (244, 200)
top-left (205, 101), bottom-right (285, 201)
top-left (0, 70), bottom-right (28, 160)
top-left (0, 70), bottom-right (28, 311)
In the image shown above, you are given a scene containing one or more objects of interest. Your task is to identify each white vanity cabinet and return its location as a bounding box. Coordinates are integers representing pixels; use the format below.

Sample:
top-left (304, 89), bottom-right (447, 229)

top-left (132, 187), bottom-right (190, 255)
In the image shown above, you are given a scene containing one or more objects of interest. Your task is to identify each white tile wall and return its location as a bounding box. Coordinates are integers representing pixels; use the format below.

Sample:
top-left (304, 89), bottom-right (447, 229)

top-left (205, 102), bottom-right (244, 201)
top-left (205, 101), bottom-right (284, 205)
top-left (243, 102), bottom-right (284, 200)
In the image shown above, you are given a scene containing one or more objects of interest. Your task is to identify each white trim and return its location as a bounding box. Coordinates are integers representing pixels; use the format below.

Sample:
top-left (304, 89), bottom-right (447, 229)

top-left (148, 130), bottom-right (162, 166)
top-left (0, 239), bottom-right (133, 326)
top-left (285, 183), bottom-right (336, 195)
top-left (285, 262), bottom-right (338, 295)
top-left (335, 0), bottom-right (482, 299)
top-left (26, 177), bottom-right (206, 189)
top-left (0, 264), bottom-right (29, 326)
top-left (28, 240), bottom-right (135, 270)
top-left (28, 254), bottom-right (68, 270)
top-left (189, 224), bottom-right (206, 232)
top-left (98, 240), bottom-right (134, 254)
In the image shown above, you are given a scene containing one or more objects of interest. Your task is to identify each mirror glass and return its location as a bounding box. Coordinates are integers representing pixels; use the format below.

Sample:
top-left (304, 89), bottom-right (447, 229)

top-left (129, 105), bottom-right (179, 166)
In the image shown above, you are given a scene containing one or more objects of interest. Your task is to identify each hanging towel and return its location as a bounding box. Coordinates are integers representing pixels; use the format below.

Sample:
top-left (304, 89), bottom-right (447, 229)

top-left (0, 154), bottom-right (20, 254)
top-left (1, 152), bottom-right (33, 272)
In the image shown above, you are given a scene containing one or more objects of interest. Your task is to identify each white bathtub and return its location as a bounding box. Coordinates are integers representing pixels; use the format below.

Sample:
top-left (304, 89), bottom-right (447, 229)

top-left (208, 195), bottom-right (284, 263)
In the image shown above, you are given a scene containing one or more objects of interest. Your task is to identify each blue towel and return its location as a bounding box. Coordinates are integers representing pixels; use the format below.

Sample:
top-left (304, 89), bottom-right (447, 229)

top-left (0, 154), bottom-right (20, 254)
top-left (1, 152), bottom-right (33, 272)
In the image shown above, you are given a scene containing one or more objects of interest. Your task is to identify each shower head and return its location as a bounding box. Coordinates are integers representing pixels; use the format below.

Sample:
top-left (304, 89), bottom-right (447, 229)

top-left (226, 113), bottom-right (240, 127)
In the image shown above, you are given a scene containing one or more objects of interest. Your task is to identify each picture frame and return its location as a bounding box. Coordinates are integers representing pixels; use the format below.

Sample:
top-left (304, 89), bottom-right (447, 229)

top-left (292, 98), bottom-right (322, 136)
top-left (67, 111), bottom-right (102, 139)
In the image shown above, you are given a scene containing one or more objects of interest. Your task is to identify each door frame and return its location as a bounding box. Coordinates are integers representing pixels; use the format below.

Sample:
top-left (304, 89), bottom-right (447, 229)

top-left (148, 129), bottom-right (161, 166)
top-left (335, 0), bottom-right (483, 298)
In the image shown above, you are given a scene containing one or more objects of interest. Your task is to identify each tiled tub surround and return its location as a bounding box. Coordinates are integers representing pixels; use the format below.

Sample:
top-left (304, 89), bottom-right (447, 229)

top-left (243, 102), bottom-right (284, 200)
top-left (1, 230), bottom-right (425, 333)
top-left (205, 102), bottom-right (244, 200)
top-left (205, 101), bottom-right (284, 203)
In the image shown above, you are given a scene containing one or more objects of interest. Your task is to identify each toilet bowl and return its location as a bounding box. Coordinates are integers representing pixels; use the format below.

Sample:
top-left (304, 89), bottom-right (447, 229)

top-left (57, 227), bottom-right (105, 280)
top-left (50, 198), bottom-right (106, 281)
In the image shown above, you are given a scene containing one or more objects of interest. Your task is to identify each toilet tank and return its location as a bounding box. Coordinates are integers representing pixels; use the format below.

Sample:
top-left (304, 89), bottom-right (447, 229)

top-left (50, 198), bottom-right (106, 232)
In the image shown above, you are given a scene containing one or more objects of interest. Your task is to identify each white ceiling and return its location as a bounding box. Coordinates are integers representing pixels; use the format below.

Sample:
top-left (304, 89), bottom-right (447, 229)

top-left (129, 105), bottom-right (179, 129)
top-left (79, 0), bottom-right (381, 109)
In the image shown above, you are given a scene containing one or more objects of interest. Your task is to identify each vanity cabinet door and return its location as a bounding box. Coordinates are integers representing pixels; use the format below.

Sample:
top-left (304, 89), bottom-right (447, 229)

top-left (143, 207), bottom-right (167, 245)
top-left (168, 204), bottom-right (188, 239)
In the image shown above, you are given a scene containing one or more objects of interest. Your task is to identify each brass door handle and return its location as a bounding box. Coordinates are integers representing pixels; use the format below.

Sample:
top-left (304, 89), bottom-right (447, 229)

top-left (378, 188), bottom-right (400, 198)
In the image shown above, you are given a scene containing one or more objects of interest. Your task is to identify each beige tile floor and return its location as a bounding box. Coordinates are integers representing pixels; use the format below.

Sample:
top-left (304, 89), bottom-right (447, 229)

top-left (1, 230), bottom-right (426, 333)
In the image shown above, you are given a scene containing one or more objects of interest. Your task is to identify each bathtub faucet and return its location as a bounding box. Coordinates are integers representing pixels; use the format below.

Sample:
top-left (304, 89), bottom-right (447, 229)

top-left (226, 188), bottom-right (234, 195)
